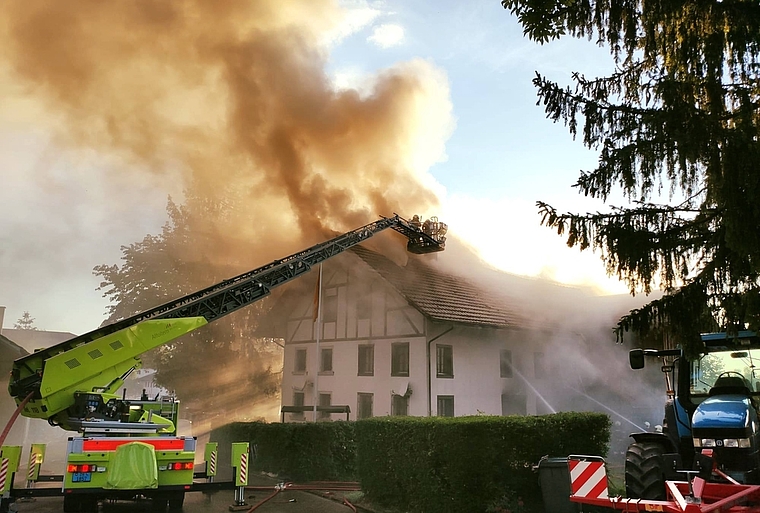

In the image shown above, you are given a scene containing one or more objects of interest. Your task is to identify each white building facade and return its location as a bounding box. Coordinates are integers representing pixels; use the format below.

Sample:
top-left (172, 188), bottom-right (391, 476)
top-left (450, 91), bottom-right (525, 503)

top-left (272, 247), bottom-right (563, 422)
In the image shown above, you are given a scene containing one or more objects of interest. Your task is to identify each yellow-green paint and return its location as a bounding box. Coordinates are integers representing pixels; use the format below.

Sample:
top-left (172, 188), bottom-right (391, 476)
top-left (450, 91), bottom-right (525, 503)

top-left (18, 317), bottom-right (207, 422)
top-left (65, 448), bottom-right (195, 490)
top-left (0, 446), bottom-right (22, 494)
top-left (27, 444), bottom-right (46, 481)
top-left (204, 442), bottom-right (218, 477)
top-left (231, 442), bottom-right (249, 487)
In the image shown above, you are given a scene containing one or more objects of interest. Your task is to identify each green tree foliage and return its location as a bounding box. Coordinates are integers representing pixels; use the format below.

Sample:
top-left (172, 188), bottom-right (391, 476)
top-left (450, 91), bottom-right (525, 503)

top-left (503, 0), bottom-right (760, 351)
top-left (93, 194), bottom-right (282, 421)
top-left (13, 311), bottom-right (37, 330)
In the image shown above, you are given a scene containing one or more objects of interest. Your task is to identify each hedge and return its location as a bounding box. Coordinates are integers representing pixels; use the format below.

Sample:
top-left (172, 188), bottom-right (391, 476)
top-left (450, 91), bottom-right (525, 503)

top-left (211, 412), bottom-right (610, 512)
top-left (213, 421), bottom-right (357, 482)
top-left (354, 412), bottom-right (610, 513)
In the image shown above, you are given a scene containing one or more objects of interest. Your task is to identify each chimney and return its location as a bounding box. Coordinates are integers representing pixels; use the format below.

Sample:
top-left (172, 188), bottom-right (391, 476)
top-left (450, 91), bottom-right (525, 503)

top-left (0, 305), bottom-right (5, 335)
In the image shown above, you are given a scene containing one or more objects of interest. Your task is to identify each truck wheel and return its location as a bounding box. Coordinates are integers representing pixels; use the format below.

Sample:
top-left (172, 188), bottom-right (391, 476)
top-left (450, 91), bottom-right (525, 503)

top-left (151, 495), bottom-right (168, 513)
top-left (625, 441), bottom-right (666, 500)
top-left (168, 491), bottom-right (185, 511)
top-left (63, 495), bottom-right (82, 513)
top-left (80, 496), bottom-right (99, 513)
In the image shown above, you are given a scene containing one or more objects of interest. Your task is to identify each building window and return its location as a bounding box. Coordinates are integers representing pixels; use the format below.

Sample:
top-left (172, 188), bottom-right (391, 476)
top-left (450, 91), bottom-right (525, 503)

top-left (323, 288), bottom-right (338, 322)
top-left (357, 393), bottom-right (373, 419)
top-left (294, 348), bottom-right (307, 374)
top-left (391, 342), bottom-right (409, 377)
top-left (358, 344), bottom-right (374, 376)
top-left (320, 347), bottom-right (333, 374)
top-left (319, 393), bottom-right (331, 420)
top-left (501, 393), bottom-right (527, 416)
top-left (436, 344), bottom-right (453, 378)
top-left (500, 350), bottom-right (513, 378)
top-left (391, 394), bottom-right (408, 416)
top-left (292, 391), bottom-right (305, 419)
top-left (534, 352), bottom-right (546, 379)
top-left (437, 395), bottom-right (454, 417)
top-left (356, 287), bottom-right (372, 320)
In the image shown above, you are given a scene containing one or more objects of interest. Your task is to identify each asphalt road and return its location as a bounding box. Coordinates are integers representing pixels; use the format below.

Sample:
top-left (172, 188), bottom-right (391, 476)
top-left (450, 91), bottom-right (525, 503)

top-left (8, 487), bottom-right (363, 513)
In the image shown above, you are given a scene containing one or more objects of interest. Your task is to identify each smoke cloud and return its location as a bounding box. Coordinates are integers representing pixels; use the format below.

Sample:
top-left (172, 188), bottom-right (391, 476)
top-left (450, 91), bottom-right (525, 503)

top-left (0, 0), bottom-right (452, 256)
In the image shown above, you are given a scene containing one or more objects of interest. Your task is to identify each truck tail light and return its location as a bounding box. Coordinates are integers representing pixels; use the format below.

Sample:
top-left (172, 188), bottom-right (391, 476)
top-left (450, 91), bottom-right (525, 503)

top-left (168, 462), bottom-right (194, 471)
top-left (67, 464), bottom-right (95, 473)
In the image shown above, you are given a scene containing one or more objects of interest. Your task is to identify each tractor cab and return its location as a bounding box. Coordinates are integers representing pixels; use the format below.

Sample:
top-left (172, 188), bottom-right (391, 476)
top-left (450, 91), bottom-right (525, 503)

top-left (626, 331), bottom-right (760, 498)
top-left (688, 342), bottom-right (760, 484)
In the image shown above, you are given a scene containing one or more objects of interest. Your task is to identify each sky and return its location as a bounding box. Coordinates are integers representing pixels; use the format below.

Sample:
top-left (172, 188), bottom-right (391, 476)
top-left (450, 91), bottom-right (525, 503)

top-left (0, 0), bottom-right (635, 335)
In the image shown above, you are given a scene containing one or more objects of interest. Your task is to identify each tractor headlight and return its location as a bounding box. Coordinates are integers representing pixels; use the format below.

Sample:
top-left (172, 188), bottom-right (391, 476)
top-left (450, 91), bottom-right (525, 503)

top-left (719, 438), bottom-right (751, 448)
top-left (696, 438), bottom-right (750, 448)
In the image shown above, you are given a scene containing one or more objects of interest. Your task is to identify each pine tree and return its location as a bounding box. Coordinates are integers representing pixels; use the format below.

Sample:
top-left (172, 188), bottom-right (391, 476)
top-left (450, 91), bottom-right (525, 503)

top-left (503, 0), bottom-right (760, 352)
top-left (14, 311), bottom-right (37, 330)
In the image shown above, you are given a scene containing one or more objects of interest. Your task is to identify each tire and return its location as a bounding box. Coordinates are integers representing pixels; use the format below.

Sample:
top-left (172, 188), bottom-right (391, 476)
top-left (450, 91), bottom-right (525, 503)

top-left (625, 441), bottom-right (666, 500)
top-left (63, 495), bottom-right (98, 513)
top-left (63, 495), bottom-right (82, 513)
top-left (151, 496), bottom-right (168, 513)
top-left (168, 491), bottom-right (185, 511)
top-left (80, 496), bottom-right (99, 513)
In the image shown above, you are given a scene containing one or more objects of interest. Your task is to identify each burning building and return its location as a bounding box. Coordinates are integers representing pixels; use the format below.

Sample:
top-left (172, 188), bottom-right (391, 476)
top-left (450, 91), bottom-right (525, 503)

top-left (260, 239), bottom-right (653, 423)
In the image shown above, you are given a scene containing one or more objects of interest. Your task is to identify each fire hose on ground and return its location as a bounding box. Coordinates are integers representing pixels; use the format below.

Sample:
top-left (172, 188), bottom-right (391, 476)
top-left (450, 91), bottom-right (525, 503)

top-left (242, 481), bottom-right (362, 512)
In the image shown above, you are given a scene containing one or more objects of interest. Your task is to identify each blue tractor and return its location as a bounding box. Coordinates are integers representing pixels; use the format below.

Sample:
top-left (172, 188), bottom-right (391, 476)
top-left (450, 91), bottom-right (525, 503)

top-left (626, 331), bottom-right (760, 499)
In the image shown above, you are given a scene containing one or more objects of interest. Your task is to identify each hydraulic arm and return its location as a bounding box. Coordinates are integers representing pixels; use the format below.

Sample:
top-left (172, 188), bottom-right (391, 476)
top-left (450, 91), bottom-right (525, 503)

top-left (8, 214), bottom-right (446, 431)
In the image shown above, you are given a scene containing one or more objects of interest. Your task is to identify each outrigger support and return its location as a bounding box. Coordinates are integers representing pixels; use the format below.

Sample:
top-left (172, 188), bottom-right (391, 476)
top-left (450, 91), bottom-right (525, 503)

top-left (568, 455), bottom-right (760, 513)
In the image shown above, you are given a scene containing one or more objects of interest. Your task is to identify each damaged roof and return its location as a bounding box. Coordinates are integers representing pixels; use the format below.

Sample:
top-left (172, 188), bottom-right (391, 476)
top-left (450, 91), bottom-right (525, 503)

top-left (350, 246), bottom-right (537, 330)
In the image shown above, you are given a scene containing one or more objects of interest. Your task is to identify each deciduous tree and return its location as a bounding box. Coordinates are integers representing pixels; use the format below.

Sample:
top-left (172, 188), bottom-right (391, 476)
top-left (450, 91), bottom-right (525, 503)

top-left (503, 0), bottom-right (760, 351)
top-left (94, 194), bottom-right (281, 422)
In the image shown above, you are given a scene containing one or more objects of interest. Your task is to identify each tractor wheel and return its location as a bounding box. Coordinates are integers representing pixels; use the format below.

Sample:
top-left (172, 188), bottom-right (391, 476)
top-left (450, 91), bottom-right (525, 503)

top-left (625, 441), bottom-right (666, 500)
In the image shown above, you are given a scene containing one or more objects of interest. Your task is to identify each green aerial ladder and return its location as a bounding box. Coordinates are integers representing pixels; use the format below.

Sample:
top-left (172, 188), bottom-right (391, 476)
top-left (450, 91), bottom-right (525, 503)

top-left (2, 214), bottom-right (446, 513)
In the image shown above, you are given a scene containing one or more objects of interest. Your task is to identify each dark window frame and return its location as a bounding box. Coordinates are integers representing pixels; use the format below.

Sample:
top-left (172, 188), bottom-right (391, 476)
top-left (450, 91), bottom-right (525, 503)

top-left (437, 395), bottom-right (454, 417)
top-left (357, 392), bottom-right (374, 419)
top-left (391, 342), bottom-right (410, 377)
top-left (358, 344), bottom-right (374, 376)
top-left (436, 344), bottom-right (454, 378)
top-left (500, 349), bottom-right (513, 378)
top-left (391, 394), bottom-right (408, 416)
top-left (320, 347), bottom-right (333, 374)
top-left (292, 391), bottom-right (305, 419)
top-left (318, 392), bottom-right (332, 420)
top-left (294, 348), bottom-right (307, 374)
top-left (323, 287), bottom-right (338, 323)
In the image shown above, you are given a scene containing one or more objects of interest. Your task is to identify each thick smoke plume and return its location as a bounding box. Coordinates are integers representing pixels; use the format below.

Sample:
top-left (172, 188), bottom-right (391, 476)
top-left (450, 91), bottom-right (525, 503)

top-left (0, 0), bottom-right (450, 256)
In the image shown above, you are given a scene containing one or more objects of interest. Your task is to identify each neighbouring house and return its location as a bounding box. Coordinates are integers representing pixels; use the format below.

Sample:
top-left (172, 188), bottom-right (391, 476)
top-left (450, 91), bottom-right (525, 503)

top-left (262, 241), bottom-right (644, 423)
top-left (0, 305), bottom-right (77, 355)
top-left (0, 307), bottom-right (71, 462)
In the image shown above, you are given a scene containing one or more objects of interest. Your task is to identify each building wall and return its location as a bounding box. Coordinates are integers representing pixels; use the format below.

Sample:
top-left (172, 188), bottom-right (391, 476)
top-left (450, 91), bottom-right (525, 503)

top-left (278, 257), bottom-right (560, 421)
top-left (425, 326), bottom-right (553, 417)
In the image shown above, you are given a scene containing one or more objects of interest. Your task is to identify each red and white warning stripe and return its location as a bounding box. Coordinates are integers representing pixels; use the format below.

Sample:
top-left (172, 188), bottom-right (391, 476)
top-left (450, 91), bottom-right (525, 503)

top-left (239, 452), bottom-right (248, 484)
top-left (569, 458), bottom-right (609, 499)
top-left (0, 458), bottom-right (9, 493)
top-left (208, 450), bottom-right (217, 475)
top-left (27, 451), bottom-right (39, 481)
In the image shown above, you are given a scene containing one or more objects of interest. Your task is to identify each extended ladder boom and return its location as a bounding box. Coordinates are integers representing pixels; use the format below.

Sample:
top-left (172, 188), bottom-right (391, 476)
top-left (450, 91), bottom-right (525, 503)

top-left (9, 214), bottom-right (446, 412)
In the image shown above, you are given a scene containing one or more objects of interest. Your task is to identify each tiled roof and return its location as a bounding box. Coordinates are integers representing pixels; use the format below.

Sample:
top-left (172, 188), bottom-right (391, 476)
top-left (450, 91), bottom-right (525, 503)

top-left (350, 246), bottom-right (539, 330)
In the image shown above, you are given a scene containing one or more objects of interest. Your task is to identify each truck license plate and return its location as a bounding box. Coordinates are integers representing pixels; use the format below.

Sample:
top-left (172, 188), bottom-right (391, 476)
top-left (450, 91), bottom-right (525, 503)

top-left (72, 472), bottom-right (91, 483)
